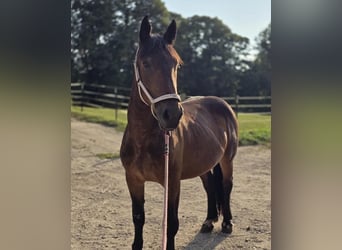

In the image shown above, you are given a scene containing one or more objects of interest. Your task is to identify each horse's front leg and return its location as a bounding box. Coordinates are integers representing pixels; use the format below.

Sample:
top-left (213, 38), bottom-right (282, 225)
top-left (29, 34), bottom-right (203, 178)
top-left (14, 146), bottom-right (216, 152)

top-left (126, 171), bottom-right (145, 250)
top-left (167, 179), bottom-right (180, 250)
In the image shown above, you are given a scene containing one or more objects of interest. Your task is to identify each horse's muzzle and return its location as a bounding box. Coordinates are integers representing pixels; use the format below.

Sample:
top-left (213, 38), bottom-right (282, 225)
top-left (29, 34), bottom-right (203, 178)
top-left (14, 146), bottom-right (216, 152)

top-left (154, 100), bottom-right (183, 131)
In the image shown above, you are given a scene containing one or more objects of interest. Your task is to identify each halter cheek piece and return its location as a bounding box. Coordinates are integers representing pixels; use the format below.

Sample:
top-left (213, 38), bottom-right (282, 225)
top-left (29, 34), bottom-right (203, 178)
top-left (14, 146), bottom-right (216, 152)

top-left (133, 48), bottom-right (181, 119)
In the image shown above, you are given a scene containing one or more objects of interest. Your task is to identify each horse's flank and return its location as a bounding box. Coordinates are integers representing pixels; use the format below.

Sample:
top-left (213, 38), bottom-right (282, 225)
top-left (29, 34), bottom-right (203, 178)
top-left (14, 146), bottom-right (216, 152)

top-left (172, 96), bottom-right (238, 180)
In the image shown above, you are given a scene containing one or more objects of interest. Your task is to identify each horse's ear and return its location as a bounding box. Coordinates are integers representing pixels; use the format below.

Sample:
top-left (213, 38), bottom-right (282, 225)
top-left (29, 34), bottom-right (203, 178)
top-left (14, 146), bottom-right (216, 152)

top-left (164, 20), bottom-right (177, 45)
top-left (139, 16), bottom-right (152, 44)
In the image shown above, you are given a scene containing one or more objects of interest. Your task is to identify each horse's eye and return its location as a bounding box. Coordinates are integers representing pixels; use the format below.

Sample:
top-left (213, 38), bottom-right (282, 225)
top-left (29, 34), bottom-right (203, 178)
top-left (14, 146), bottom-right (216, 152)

top-left (142, 61), bottom-right (150, 68)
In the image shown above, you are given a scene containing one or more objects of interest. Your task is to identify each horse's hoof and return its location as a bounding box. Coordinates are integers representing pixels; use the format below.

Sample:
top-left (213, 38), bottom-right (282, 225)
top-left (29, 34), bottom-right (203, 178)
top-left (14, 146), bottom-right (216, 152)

top-left (221, 221), bottom-right (233, 234)
top-left (200, 223), bottom-right (214, 233)
top-left (200, 219), bottom-right (216, 233)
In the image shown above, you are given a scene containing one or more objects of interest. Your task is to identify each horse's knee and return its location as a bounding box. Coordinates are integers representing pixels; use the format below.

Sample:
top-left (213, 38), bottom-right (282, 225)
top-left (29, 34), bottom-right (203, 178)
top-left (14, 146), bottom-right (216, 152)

top-left (132, 204), bottom-right (145, 249)
top-left (133, 213), bottom-right (145, 226)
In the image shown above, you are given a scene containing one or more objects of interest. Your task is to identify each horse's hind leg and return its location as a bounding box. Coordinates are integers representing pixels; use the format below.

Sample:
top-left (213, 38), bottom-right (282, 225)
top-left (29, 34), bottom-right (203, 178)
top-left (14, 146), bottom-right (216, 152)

top-left (125, 171), bottom-right (145, 250)
top-left (199, 171), bottom-right (218, 233)
top-left (219, 156), bottom-right (234, 234)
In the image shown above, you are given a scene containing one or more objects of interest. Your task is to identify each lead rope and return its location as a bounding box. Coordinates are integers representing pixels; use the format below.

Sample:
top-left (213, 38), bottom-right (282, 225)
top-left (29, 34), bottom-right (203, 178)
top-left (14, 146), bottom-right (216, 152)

top-left (162, 131), bottom-right (171, 250)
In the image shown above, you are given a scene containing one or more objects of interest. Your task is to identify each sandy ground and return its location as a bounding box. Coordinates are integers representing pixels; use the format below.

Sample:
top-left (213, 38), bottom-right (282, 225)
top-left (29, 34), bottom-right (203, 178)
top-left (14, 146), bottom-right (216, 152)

top-left (71, 118), bottom-right (271, 249)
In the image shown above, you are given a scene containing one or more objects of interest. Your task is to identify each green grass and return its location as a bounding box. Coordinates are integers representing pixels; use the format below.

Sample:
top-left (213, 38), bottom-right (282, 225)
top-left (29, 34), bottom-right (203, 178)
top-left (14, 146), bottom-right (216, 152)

top-left (237, 113), bottom-right (271, 146)
top-left (71, 106), bottom-right (127, 131)
top-left (71, 106), bottom-right (270, 146)
top-left (96, 152), bottom-right (120, 160)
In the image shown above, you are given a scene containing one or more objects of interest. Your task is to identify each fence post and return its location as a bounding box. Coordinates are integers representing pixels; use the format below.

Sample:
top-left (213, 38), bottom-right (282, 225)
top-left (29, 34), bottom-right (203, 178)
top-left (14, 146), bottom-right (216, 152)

top-left (114, 87), bottom-right (118, 121)
top-left (81, 83), bottom-right (85, 112)
top-left (235, 94), bottom-right (239, 118)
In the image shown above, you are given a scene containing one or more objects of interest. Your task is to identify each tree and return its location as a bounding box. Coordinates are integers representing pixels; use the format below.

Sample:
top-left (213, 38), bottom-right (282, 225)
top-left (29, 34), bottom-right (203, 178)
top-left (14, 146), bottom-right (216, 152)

top-left (174, 16), bottom-right (249, 96)
top-left (71, 0), bottom-right (114, 83)
top-left (105, 0), bottom-right (170, 87)
top-left (238, 24), bottom-right (271, 96)
top-left (254, 23), bottom-right (271, 96)
top-left (71, 2), bottom-right (269, 98)
top-left (71, 0), bottom-right (170, 86)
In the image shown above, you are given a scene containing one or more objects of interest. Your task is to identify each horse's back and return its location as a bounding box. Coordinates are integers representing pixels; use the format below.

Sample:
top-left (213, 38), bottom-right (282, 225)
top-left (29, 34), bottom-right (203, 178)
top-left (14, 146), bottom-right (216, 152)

top-left (183, 95), bottom-right (231, 108)
top-left (182, 96), bottom-right (236, 124)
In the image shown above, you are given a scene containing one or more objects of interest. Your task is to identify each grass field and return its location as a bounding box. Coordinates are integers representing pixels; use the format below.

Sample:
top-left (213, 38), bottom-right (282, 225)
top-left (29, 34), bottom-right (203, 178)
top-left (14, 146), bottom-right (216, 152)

top-left (237, 113), bottom-right (271, 146)
top-left (71, 106), bottom-right (270, 146)
top-left (71, 106), bottom-right (127, 131)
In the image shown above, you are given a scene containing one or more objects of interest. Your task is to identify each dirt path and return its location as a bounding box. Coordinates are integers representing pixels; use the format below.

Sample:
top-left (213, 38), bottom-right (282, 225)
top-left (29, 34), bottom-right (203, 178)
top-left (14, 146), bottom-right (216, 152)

top-left (71, 118), bottom-right (271, 249)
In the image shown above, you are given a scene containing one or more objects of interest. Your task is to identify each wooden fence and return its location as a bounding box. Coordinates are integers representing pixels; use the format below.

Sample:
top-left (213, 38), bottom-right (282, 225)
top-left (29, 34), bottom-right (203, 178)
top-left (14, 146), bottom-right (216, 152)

top-left (71, 83), bottom-right (271, 115)
top-left (71, 83), bottom-right (131, 109)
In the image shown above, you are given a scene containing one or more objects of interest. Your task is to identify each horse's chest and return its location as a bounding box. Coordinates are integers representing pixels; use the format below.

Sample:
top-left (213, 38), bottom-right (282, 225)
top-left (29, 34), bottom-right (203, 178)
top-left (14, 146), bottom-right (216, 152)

top-left (121, 136), bottom-right (165, 181)
top-left (140, 141), bottom-right (165, 181)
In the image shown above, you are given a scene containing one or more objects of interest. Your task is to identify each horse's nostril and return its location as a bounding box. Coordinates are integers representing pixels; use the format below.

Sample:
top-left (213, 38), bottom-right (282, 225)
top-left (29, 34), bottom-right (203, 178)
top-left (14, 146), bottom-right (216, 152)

top-left (163, 109), bottom-right (170, 120)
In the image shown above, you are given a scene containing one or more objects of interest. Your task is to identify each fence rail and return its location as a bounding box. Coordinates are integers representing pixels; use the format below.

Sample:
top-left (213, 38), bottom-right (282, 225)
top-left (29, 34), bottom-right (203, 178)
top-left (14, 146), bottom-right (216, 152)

top-left (71, 83), bottom-right (271, 115)
top-left (71, 83), bottom-right (131, 109)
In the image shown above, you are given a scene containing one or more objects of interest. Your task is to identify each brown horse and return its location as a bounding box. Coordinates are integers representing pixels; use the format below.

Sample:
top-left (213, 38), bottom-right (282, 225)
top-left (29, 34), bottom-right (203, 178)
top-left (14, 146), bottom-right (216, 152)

top-left (120, 16), bottom-right (238, 250)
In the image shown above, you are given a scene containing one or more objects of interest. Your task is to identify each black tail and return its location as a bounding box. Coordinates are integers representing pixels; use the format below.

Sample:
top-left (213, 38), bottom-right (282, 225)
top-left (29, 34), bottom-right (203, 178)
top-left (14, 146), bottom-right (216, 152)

top-left (226, 105), bottom-right (239, 162)
top-left (213, 164), bottom-right (224, 216)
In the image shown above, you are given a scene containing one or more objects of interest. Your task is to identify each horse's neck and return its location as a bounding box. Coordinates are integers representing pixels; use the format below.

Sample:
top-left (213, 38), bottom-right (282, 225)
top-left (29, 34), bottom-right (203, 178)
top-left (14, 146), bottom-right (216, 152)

top-left (127, 81), bottom-right (159, 136)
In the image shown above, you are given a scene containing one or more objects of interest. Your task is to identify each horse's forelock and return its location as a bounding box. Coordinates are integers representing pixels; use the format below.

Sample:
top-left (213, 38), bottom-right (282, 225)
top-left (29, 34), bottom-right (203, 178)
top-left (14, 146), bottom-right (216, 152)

top-left (139, 35), bottom-right (183, 65)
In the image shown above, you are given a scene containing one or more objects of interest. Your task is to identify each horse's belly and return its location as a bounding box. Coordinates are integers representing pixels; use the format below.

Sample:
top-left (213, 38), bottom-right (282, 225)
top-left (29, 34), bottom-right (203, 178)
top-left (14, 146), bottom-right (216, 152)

top-left (179, 129), bottom-right (227, 179)
top-left (180, 150), bottom-right (224, 179)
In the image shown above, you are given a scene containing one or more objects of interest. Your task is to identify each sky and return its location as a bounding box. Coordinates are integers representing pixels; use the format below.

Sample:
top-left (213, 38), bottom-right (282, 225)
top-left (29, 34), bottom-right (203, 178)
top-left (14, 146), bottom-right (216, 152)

top-left (162, 0), bottom-right (271, 44)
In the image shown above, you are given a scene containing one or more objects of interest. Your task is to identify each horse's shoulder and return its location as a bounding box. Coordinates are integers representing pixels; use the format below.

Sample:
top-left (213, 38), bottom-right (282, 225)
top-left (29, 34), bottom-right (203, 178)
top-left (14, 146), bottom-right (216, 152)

top-left (120, 128), bottom-right (165, 167)
top-left (120, 129), bottom-right (135, 167)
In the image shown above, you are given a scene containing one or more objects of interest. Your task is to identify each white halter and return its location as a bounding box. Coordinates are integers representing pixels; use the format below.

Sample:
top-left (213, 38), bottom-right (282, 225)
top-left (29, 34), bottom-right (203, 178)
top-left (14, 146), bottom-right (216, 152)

top-left (133, 48), bottom-right (181, 118)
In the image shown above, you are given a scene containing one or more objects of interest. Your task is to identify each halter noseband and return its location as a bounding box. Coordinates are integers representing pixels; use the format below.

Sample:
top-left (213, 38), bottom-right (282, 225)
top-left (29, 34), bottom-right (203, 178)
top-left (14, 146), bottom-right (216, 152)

top-left (133, 48), bottom-right (181, 117)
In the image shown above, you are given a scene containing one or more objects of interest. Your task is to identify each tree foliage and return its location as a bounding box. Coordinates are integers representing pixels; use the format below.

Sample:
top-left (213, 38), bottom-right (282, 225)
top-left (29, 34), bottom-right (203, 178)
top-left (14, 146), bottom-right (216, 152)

top-left (71, 0), bottom-right (169, 86)
top-left (71, 1), bottom-right (271, 97)
top-left (238, 24), bottom-right (271, 96)
top-left (175, 15), bottom-right (249, 96)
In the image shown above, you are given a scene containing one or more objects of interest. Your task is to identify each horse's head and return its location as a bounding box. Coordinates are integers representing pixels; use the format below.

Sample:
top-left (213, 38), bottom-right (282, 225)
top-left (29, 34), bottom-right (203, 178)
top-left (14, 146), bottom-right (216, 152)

top-left (134, 16), bottom-right (183, 131)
